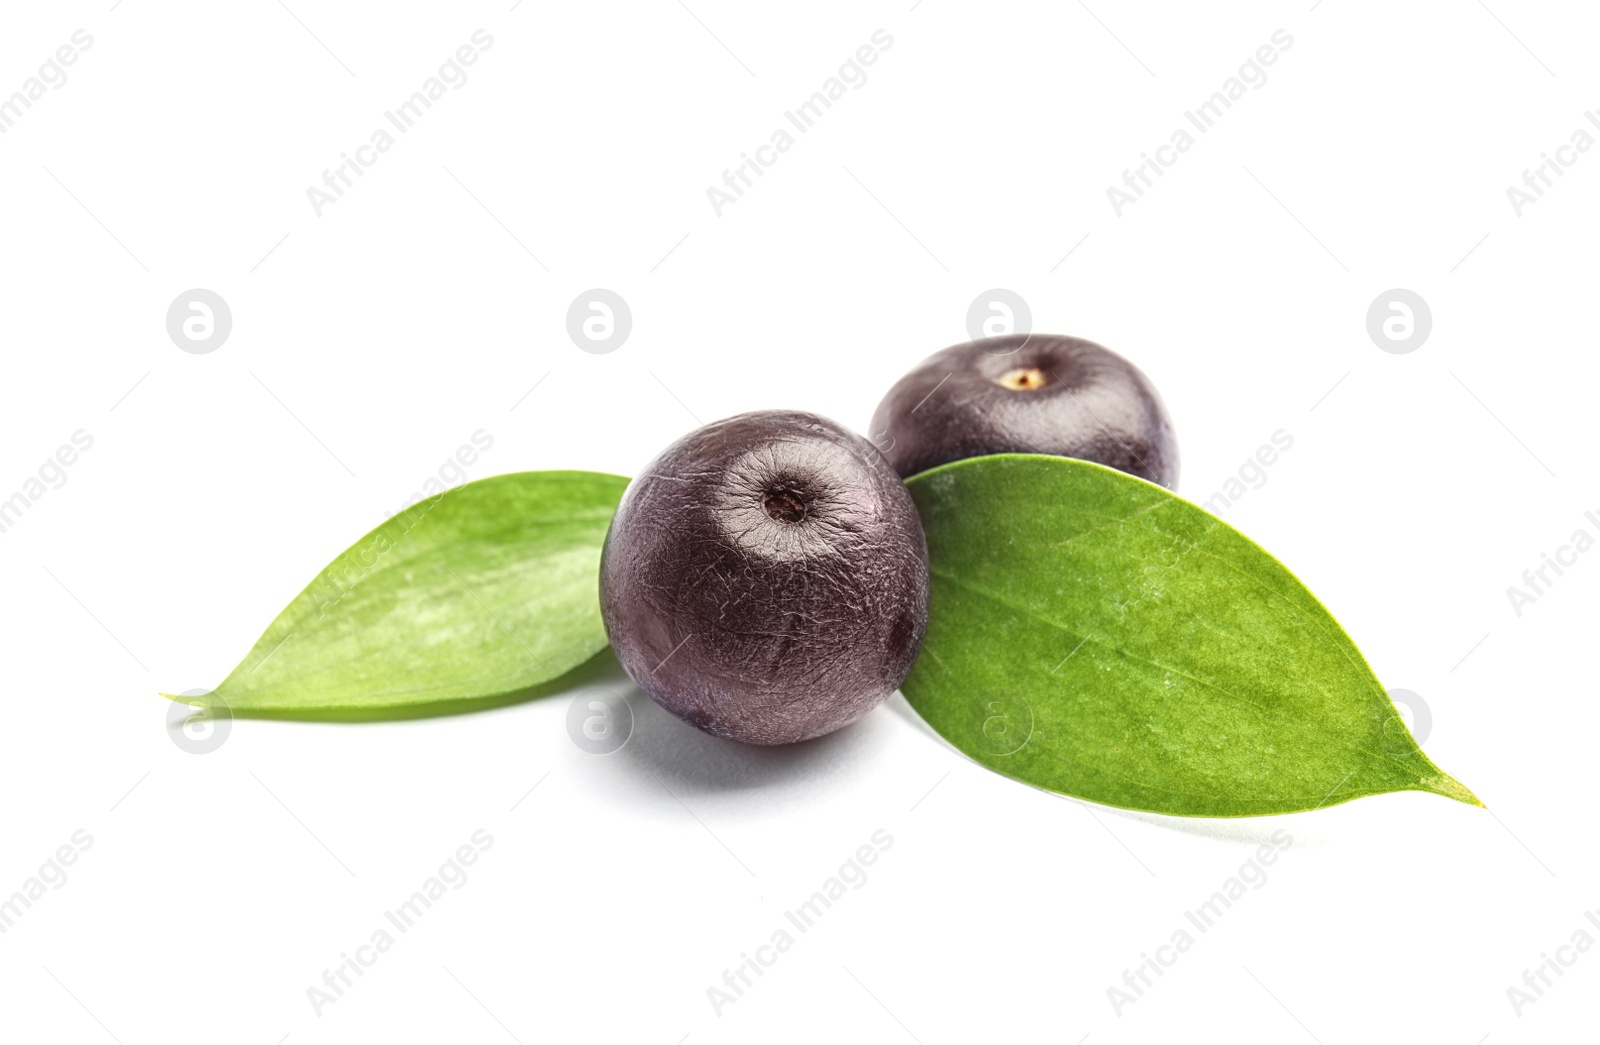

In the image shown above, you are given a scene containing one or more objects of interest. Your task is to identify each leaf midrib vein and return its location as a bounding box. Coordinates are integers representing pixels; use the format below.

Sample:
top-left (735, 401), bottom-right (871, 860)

top-left (928, 568), bottom-right (1431, 782)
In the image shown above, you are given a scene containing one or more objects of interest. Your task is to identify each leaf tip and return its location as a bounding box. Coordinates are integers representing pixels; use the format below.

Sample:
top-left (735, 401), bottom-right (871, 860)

top-left (1425, 772), bottom-right (1484, 808)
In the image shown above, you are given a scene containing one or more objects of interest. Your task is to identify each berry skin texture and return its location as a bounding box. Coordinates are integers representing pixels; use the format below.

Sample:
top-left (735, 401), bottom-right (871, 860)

top-left (869, 335), bottom-right (1179, 488)
top-left (599, 410), bottom-right (930, 746)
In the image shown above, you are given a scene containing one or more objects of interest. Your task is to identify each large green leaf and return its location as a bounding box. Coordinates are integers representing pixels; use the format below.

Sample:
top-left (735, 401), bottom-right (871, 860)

top-left (164, 471), bottom-right (628, 720)
top-left (902, 454), bottom-right (1479, 817)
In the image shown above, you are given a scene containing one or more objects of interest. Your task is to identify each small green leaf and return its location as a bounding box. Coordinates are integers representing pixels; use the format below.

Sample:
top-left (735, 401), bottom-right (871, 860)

top-left (165, 470), bottom-right (628, 720)
top-left (902, 454), bottom-right (1479, 817)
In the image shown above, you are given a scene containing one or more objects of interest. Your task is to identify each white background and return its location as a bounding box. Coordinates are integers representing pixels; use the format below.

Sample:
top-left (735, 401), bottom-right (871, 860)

top-left (1, 1), bottom-right (1595, 1042)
